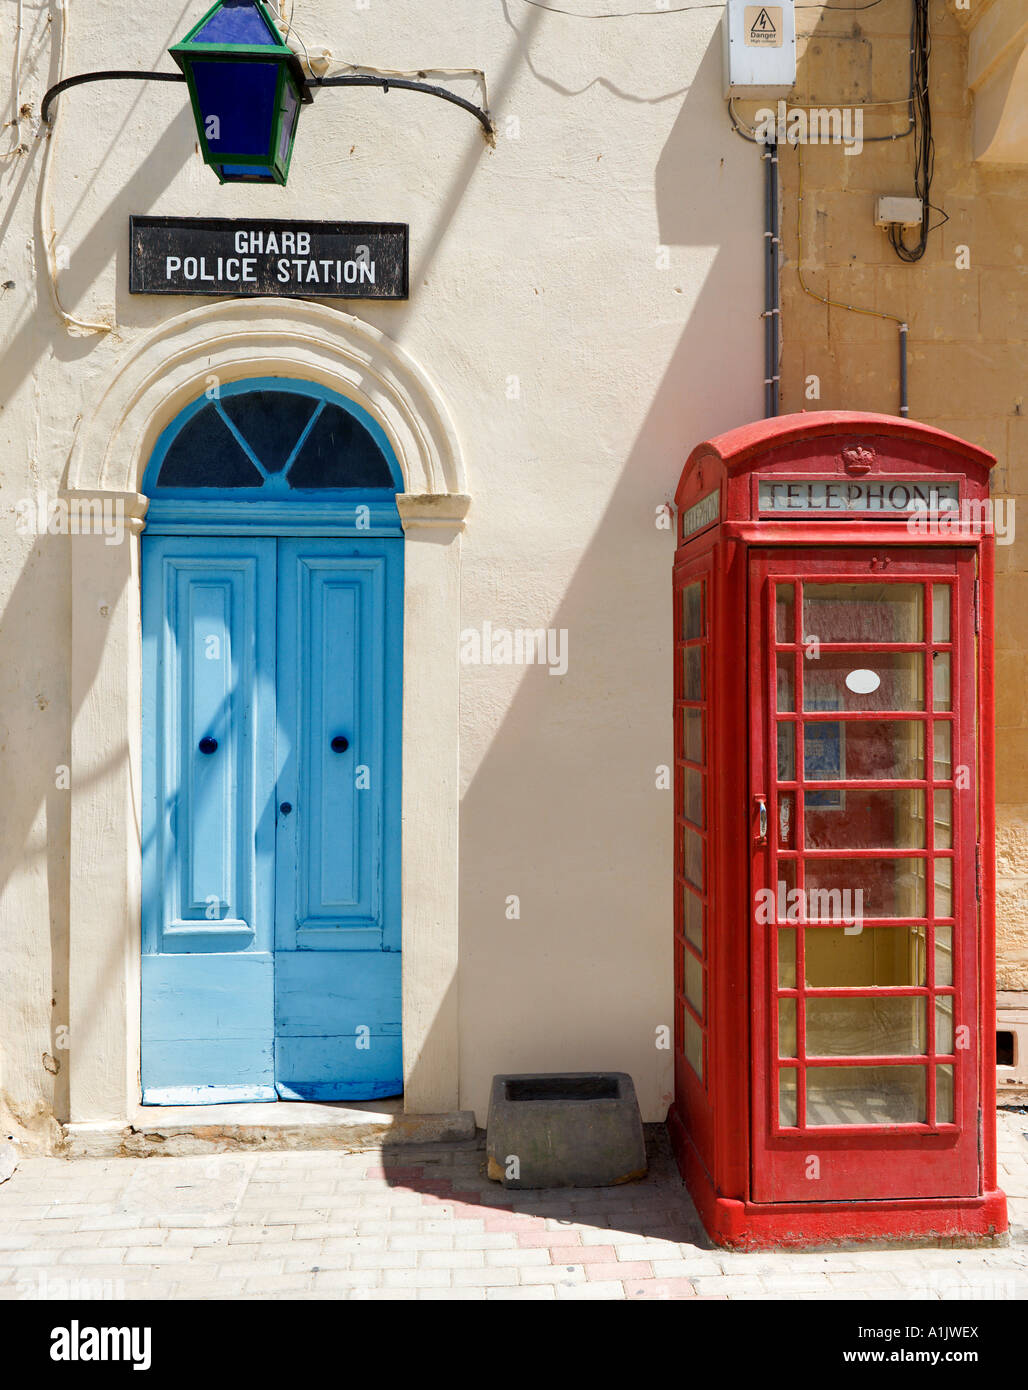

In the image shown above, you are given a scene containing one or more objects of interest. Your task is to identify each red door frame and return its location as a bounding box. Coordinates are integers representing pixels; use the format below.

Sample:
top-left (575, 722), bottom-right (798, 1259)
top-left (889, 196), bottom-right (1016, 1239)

top-left (748, 548), bottom-right (979, 1203)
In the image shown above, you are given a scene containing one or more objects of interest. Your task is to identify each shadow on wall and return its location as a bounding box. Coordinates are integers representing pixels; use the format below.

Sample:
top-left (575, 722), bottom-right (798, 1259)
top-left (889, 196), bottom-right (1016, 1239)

top-left (0, 18), bottom-right (197, 1146)
top-left (0, 6), bottom-right (541, 1140)
top-left (456, 28), bottom-right (764, 1123)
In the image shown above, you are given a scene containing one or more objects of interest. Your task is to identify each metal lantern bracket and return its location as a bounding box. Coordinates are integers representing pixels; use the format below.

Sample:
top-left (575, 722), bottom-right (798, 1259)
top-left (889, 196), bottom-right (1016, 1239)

top-left (39, 69), bottom-right (495, 138)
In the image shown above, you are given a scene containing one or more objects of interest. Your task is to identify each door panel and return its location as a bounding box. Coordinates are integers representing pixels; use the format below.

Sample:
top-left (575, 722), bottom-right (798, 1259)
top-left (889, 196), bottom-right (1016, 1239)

top-left (140, 954), bottom-right (275, 1105)
top-left (275, 548), bottom-right (386, 944)
top-left (749, 549), bottom-right (979, 1202)
top-left (273, 540), bottom-right (403, 1100)
top-left (141, 539), bottom-right (277, 1102)
top-left (274, 952), bottom-right (402, 1101)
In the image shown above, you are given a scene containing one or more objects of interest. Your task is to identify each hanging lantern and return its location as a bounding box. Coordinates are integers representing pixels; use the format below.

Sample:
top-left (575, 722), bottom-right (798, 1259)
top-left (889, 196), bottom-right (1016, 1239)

top-left (170, 0), bottom-right (312, 185)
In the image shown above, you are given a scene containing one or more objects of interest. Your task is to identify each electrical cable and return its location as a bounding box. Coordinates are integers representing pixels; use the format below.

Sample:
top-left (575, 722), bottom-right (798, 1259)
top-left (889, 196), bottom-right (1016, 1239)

top-left (729, 97), bottom-right (760, 142)
top-left (262, 3), bottom-right (493, 129)
top-left (39, 0), bottom-right (113, 335)
top-left (274, 1), bottom-right (315, 80)
top-left (888, 0), bottom-right (946, 261)
top-left (511, 0), bottom-right (888, 14)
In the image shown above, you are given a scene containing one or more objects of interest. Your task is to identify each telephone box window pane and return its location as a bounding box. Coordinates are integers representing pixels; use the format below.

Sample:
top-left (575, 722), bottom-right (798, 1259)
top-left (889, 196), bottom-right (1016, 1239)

top-left (778, 998), bottom-right (797, 1057)
top-left (937, 1064), bottom-right (954, 1123)
top-left (683, 887), bottom-right (703, 952)
top-left (684, 951), bottom-right (704, 1018)
top-left (682, 582), bottom-right (703, 640)
top-left (775, 583), bottom-right (794, 642)
top-left (777, 723), bottom-right (795, 780)
top-left (804, 652), bottom-right (924, 711)
top-left (804, 858), bottom-right (926, 918)
top-left (936, 998), bottom-right (954, 1055)
top-left (683, 648), bottom-right (703, 701)
top-left (934, 790), bottom-right (953, 849)
top-left (933, 586), bottom-right (951, 643)
top-left (778, 927), bottom-right (796, 989)
top-left (777, 657), bottom-right (795, 711)
top-left (934, 926), bottom-right (953, 987)
top-left (805, 720), bottom-right (924, 781)
top-left (683, 708), bottom-right (703, 764)
top-left (683, 826), bottom-right (704, 890)
top-left (803, 926), bottom-right (926, 988)
top-left (934, 858), bottom-right (953, 917)
top-left (684, 767), bottom-right (704, 827)
top-left (804, 790), bottom-right (926, 850)
top-left (805, 1066), bottom-right (925, 1125)
top-left (932, 652), bottom-right (952, 711)
top-left (778, 858), bottom-right (797, 899)
top-left (683, 1010), bottom-right (703, 1081)
top-left (934, 722), bottom-right (952, 779)
top-left (777, 792), bottom-right (795, 849)
top-left (806, 998), bottom-right (926, 1057)
top-left (802, 583), bottom-right (923, 643)
top-left (779, 1070), bottom-right (798, 1127)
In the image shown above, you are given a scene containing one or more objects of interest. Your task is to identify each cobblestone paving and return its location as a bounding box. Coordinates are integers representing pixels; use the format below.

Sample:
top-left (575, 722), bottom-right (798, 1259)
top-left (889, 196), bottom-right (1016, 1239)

top-left (1, 1111), bottom-right (1025, 1301)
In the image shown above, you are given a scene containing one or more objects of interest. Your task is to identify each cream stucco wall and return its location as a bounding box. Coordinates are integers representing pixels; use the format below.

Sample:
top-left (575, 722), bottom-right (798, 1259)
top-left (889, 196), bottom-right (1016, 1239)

top-left (0, 0), bottom-right (763, 1143)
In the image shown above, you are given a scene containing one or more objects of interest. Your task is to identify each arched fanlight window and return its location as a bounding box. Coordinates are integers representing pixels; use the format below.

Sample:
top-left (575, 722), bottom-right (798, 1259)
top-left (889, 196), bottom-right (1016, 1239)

top-left (145, 379), bottom-right (401, 496)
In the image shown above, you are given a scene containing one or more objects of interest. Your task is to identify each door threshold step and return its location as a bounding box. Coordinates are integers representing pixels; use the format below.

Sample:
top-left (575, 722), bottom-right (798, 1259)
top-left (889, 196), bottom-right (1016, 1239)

top-left (63, 1099), bottom-right (477, 1158)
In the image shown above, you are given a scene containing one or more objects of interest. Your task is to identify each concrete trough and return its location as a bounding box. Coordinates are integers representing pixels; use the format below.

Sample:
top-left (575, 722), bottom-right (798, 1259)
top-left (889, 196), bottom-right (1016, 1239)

top-left (486, 1071), bottom-right (647, 1190)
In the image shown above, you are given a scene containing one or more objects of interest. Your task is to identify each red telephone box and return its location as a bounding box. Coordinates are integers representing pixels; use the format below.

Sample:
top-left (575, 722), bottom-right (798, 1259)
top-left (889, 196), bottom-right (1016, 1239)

top-left (669, 411), bottom-right (1008, 1249)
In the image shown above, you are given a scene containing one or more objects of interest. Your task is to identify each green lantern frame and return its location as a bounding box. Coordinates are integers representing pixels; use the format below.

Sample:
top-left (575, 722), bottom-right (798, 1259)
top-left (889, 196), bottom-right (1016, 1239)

top-left (170, 0), bottom-right (313, 186)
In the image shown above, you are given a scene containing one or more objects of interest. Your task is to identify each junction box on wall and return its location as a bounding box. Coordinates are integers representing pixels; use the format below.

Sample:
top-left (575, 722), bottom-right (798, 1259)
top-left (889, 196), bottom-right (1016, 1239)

top-left (875, 196), bottom-right (925, 228)
top-left (722, 0), bottom-right (797, 99)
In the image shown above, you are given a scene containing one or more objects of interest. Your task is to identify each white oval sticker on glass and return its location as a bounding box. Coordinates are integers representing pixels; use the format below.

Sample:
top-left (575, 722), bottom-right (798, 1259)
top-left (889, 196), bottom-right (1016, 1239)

top-left (845, 668), bottom-right (881, 695)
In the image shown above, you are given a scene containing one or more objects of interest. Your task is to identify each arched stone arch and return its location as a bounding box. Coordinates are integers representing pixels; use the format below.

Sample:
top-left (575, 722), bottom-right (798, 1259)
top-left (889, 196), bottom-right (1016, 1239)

top-left (66, 298), bottom-right (468, 499)
top-left (65, 302), bottom-right (468, 1133)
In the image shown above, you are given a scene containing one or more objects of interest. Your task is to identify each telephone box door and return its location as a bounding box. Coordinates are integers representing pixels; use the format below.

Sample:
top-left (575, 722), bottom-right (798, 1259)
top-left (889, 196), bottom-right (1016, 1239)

top-left (748, 548), bottom-right (980, 1203)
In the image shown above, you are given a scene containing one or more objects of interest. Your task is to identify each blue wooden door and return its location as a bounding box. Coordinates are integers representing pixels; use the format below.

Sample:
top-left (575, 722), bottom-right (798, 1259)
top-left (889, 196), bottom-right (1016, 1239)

top-left (141, 536), bottom-right (402, 1104)
top-left (274, 540), bottom-right (403, 1099)
top-left (141, 538), bottom-right (278, 1103)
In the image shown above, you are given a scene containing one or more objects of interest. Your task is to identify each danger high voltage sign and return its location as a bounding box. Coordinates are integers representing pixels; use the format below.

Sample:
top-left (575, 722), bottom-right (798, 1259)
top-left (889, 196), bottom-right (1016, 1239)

top-left (745, 6), bottom-right (783, 46)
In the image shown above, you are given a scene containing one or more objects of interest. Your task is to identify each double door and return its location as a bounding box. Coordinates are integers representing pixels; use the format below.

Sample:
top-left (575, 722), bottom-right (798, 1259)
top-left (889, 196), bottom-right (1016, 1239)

top-left (141, 536), bottom-right (402, 1104)
top-left (749, 548), bottom-right (980, 1202)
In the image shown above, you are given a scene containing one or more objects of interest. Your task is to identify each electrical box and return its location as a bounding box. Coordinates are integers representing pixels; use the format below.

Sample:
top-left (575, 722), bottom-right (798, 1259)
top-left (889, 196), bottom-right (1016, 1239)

top-left (722, 0), bottom-right (796, 99)
top-left (876, 196), bottom-right (925, 228)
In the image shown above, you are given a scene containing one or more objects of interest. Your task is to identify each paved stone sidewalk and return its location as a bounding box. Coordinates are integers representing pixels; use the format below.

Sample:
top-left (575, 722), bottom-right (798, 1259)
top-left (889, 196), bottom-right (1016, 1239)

top-left (1, 1111), bottom-right (1025, 1301)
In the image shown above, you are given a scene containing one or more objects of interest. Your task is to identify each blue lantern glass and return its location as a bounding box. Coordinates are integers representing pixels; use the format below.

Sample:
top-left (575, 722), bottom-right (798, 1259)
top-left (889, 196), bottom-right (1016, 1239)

top-left (170, 0), bottom-right (311, 185)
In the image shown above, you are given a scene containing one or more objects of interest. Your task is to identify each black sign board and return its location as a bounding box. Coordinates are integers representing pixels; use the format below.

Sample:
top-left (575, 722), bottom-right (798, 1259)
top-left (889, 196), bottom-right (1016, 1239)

top-left (129, 216), bottom-right (408, 299)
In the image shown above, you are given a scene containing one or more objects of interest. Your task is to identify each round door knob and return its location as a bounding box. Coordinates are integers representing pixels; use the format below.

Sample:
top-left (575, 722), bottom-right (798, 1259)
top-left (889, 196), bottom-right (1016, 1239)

top-left (280, 802), bottom-right (293, 816)
top-left (331, 736), bottom-right (349, 753)
top-left (198, 736), bottom-right (218, 755)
